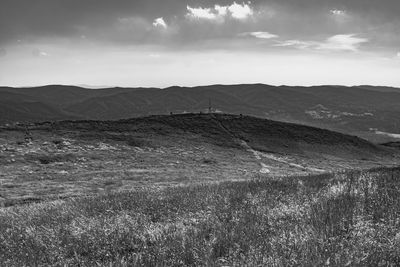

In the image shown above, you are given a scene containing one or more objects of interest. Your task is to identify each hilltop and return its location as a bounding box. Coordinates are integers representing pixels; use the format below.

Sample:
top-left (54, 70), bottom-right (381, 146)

top-left (43, 113), bottom-right (386, 158)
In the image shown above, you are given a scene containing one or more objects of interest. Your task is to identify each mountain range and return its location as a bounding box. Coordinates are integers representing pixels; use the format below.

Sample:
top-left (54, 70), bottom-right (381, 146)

top-left (2, 84), bottom-right (400, 142)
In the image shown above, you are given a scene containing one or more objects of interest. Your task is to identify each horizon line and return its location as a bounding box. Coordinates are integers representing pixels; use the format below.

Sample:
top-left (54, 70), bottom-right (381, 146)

top-left (1, 83), bottom-right (399, 90)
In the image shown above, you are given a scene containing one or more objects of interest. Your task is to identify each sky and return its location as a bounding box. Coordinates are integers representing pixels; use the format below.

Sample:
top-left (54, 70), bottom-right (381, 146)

top-left (0, 0), bottom-right (399, 88)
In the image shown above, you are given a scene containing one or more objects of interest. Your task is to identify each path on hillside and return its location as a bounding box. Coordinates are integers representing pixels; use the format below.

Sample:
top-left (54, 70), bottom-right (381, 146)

top-left (209, 114), bottom-right (326, 174)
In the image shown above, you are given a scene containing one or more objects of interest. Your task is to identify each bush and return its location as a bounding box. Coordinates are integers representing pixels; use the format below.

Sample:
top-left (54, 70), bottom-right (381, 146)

top-left (202, 158), bottom-right (217, 164)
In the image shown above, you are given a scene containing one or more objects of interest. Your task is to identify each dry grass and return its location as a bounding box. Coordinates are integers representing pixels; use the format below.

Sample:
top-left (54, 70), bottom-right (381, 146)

top-left (1, 125), bottom-right (394, 208)
top-left (1, 168), bottom-right (400, 266)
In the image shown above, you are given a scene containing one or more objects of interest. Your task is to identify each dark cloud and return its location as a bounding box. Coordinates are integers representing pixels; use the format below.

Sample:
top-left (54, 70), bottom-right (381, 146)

top-left (0, 0), bottom-right (399, 51)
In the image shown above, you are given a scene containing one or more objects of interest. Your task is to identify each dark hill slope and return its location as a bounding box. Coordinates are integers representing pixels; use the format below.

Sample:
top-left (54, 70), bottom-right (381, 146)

top-left (4, 84), bottom-right (400, 143)
top-left (0, 91), bottom-right (79, 123)
top-left (0, 85), bottom-right (153, 107)
top-left (63, 87), bottom-right (259, 120)
top-left (2, 114), bottom-right (398, 209)
top-left (39, 113), bottom-right (389, 159)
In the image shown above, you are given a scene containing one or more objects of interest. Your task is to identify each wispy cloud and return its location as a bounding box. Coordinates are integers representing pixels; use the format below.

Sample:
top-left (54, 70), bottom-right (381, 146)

top-left (32, 48), bottom-right (49, 57)
top-left (274, 40), bottom-right (313, 49)
top-left (275, 34), bottom-right (368, 52)
top-left (240, 31), bottom-right (278, 39)
top-left (319, 34), bottom-right (368, 51)
top-left (153, 17), bottom-right (167, 29)
top-left (149, 53), bottom-right (161, 58)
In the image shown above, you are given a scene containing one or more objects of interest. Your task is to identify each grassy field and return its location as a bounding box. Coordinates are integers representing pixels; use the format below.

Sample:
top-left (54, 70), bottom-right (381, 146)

top-left (1, 167), bottom-right (400, 266)
top-left (2, 114), bottom-right (397, 207)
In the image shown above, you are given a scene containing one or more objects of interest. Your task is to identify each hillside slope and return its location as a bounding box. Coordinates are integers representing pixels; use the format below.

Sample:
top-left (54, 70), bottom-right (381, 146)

top-left (43, 113), bottom-right (391, 160)
top-left (0, 91), bottom-right (79, 123)
top-left (0, 113), bottom-right (398, 206)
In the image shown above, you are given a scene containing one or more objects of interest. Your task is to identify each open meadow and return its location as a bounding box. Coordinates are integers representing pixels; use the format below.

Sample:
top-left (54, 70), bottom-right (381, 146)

top-left (1, 168), bottom-right (400, 266)
top-left (1, 114), bottom-right (400, 266)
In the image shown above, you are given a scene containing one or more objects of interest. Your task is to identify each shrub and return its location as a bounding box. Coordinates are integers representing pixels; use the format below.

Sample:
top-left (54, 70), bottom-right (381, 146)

top-left (202, 158), bottom-right (217, 164)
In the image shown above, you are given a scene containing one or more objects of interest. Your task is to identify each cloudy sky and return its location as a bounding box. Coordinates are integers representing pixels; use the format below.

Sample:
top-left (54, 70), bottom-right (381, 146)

top-left (0, 0), bottom-right (399, 87)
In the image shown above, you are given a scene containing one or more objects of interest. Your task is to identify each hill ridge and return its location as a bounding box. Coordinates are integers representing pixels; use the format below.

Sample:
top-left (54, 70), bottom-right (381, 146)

top-left (27, 113), bottom-right (387, 158)
top-left (2, 84), bottom-right (400, 143)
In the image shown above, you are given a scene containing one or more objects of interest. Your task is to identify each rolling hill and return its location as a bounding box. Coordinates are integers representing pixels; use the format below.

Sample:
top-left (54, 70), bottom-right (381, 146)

top-left (2, 84), bottom-right (400, 142)
top-left (50, 113), bottom-right (384, 156)
top-left (1, 113), bottom-right (398, 207)
top-left (2, 113), bottom-right (400, 266)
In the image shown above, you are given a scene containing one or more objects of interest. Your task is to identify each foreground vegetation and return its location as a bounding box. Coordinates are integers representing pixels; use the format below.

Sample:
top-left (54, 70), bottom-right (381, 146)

top-left (1, 168), bottom-right (400, 266)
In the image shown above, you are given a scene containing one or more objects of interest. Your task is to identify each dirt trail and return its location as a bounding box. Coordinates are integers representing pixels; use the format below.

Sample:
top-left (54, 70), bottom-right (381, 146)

top-left (238, 139), bottom-right (325, 174)
top-left (209, 115), bottom-right (326, 174)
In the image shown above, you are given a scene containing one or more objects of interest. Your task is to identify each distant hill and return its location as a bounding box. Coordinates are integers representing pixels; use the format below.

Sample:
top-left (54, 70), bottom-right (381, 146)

top-left (2, 84), bottom-right (400, 142)
top-left (0, 91), bottom-right (79, 122)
